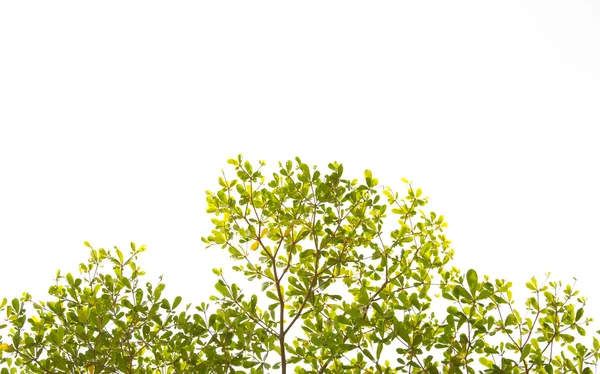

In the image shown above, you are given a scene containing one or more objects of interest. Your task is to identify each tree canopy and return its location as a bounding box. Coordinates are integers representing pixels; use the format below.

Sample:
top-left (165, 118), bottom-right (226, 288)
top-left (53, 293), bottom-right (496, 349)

top-left (1, 156), bottom-right (599, 373)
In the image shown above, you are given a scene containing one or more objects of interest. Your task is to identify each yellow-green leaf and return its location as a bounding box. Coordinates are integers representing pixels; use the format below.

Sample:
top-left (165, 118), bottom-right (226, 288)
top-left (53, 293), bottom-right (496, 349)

top-left (260, 228), bottom-right (268, 238)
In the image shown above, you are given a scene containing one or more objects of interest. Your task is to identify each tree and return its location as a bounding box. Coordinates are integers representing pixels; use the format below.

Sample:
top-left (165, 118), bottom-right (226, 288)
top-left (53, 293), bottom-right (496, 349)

top-left (2, 156), bottom-right (599, 373)
top-left (0, 243), bottom-right (213, 373)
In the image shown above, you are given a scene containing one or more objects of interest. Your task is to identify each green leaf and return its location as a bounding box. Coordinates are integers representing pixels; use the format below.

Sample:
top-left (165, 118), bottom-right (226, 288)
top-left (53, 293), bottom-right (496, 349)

top-left (372, 302), bottom-right (384, 316)
top-left (520, 343), bottom-right (531, 361)
top-left (560, 333), bottom-right (575, 343)
top-left (466, 269), bottom-right (478, 295)
top-left (576, 308), bottom-right (584, 321)
top-left (364, 169), bottom-right (373, 187)
top-left (154, 283), bottom-right (165, 299)
top-left (453, 285), bottom-right (470, 299)
top-left (396, 325), bottom-right (411, 343)
top-left (244, 160), bottom-right (253, 174)
top-left (358, 287), bottom-right (369, 304)
top-left (505, 313), bottom-right (517, 326)
top-left (266, 291), bottom-right (278, 301)
top-left (376, 342), bottom-right (384, 359)
top-left (335, 315), bottom-right (352, 326)
top-left (213, 231), bottom-right (226, 244)
top-left (261, 281), bottom-right (274, 291)
top-left (215, 280), bottom-right (231, 298)
top-left (172, 296), bottom-right (182, 309)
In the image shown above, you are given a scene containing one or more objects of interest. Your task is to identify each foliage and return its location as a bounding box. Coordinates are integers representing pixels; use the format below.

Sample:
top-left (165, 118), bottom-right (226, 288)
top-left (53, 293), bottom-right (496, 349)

top-left (2, 156), bottom-right (599, 373)
top-left (0, 243), bottom-right (215, 373)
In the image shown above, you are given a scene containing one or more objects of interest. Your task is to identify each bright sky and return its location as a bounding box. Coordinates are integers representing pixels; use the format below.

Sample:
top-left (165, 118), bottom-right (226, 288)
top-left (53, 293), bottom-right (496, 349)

top-left (1, 1), bottom-right (599, 327)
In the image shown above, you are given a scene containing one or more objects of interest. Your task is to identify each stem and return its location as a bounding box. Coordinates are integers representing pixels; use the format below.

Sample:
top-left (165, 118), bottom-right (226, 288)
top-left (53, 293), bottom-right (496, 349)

top-left (272, 251), bottom-right (287, 374)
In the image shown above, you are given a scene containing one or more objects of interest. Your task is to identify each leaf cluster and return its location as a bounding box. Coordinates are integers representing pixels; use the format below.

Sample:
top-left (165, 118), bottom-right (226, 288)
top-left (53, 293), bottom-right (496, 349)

top-left (1, 156), bottom-right (599, 373)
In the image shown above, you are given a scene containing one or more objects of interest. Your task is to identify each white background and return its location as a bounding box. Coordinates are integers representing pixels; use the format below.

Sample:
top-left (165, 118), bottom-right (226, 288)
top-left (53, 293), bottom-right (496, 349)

top-left (1, 1), bottom-right (599, 325)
